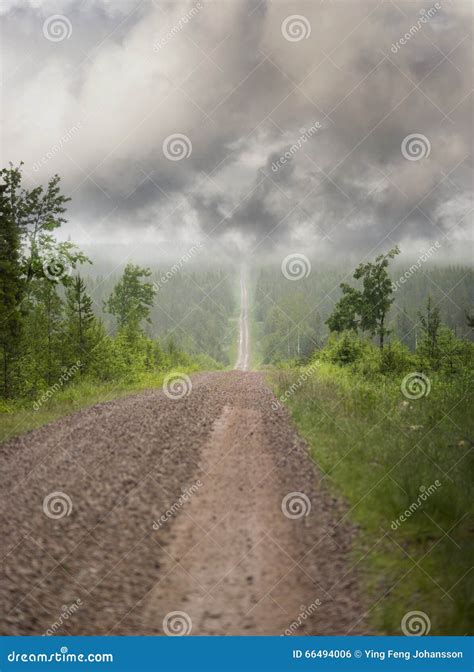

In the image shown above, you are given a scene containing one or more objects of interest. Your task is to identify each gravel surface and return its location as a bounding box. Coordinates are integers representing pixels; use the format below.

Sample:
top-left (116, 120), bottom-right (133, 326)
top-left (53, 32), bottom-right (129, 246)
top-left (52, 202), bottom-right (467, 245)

top-left (235, 269), bottom-right (250, 371)
top-left (1, 371), bottom-right (366, 635)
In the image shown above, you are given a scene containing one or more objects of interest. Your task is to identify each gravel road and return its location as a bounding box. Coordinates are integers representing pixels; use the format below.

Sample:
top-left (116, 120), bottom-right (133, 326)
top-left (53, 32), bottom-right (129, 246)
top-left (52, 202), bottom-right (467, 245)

top-left (234, 269), bottom-right (250, 371)
top-left (1, 372), bottom-right (366, 636)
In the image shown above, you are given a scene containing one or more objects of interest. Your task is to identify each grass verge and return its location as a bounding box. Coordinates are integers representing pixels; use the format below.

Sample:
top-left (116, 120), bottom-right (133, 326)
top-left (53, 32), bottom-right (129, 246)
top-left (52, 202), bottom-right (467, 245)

top-left (269, 362), bottom-right (473, 635)
top-left (0, 367), bottom-right (203, 444)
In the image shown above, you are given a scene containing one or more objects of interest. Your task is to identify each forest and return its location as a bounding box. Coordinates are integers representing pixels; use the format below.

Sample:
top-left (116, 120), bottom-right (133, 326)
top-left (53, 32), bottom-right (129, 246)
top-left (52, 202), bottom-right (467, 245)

top-left (0, 165), bottom-right (234, 412)
top-left (254, 261), bottom-right (473, 364)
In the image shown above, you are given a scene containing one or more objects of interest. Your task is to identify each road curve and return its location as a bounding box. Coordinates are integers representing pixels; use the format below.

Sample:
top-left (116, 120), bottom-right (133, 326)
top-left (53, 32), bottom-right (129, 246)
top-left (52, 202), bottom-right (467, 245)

top-left (234, 268), bottom-right (250, 371)
top-left (0, 372), bottom-right (366, 636)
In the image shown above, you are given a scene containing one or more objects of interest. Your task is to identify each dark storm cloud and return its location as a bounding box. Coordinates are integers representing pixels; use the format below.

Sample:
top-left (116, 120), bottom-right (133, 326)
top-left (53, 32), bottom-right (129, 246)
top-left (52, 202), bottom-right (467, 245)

top-left (1, 0), bottom-right (472, 260)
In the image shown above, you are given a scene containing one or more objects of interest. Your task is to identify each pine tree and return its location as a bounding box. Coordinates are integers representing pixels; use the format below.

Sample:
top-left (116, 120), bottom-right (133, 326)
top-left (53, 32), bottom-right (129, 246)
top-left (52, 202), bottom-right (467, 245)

top-left (0, 181), bottom-right (24, 396)
top-left (396, 306), bottom-right (415, 350)
top-left (27, 279), bottom-right (64, 386)
top-left (66, 275), bottom-right (95, 373)
top-left (105, 264), bottom-right (156, 336)
top-left (0, 163), bottom-right (88, 289)
top-left (418, 297), bottom-right (442, 365)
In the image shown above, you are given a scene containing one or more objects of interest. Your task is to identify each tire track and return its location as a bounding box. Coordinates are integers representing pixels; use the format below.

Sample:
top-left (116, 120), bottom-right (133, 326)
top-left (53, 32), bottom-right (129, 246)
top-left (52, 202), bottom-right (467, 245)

top-left (0, 372), bottom-right (366, 635)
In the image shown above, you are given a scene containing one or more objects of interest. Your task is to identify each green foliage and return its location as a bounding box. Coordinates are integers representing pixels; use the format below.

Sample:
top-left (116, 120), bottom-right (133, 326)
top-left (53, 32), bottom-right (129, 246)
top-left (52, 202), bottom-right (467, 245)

top-left (269, 295), bottom-right (473, 634)
top-left (0, 163), bottom-right (90, 398)
top-left (327, 247), bottom-right (400, 349)
top-left (24, 278), bottom-right (65, 389)
top-left (255, 276), bottom-right (322, 364)
top-left (0, 367), bottom-right (206, 444)
top-left (417, 297), bottom-right (442, 366)
top-left (65, 275), bottom-right (96, 372)
top-left (379, 339), bottom-right (413, 374)
top-left (88, 269), bottom-right (235, 364)
top-left (326, 285), bottom-right (361, 333)
top-left (0, 178), bottom-right (24, 396)
top-left (255, 261), bottom-right (472, 366)
top-left (413, 298), bottom-right (474, 375)
top-left (269, 352), bottom-right (473, 634)
top-left (435, 327), bottom-right (473, 376)
top-left (316, 332), bottom-right (416, 379)
top-left (321, 331), bottom-right (368, 366)
top-left (0, 164), bottom-right (221, 406)
top-left (0, 163), bottom-right (88, 286)
top-left (393, 264), bottom-right (473, 339)
top-left (105, 263), bottom-right (156, 334)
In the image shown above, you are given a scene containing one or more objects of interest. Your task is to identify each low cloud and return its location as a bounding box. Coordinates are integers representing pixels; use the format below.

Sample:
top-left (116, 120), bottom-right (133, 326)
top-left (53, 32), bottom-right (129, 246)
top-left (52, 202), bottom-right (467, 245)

top-left (1, 0), bottom-right (472, 264)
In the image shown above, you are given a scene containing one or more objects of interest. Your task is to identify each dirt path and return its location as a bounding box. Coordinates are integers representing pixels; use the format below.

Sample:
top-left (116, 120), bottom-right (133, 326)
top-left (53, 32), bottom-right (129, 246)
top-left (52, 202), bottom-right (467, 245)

top-left (234, 268), bottom-right (250, 371)
top-left (1, 372), bottom-right (365, 636)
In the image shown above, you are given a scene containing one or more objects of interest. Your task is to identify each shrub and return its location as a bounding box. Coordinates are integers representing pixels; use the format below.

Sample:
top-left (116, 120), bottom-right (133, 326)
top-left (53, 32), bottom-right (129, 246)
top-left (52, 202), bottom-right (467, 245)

top-left (379, 340), bottom-right (414, 374)
top-left (321, 331), bottom-right (370, 366)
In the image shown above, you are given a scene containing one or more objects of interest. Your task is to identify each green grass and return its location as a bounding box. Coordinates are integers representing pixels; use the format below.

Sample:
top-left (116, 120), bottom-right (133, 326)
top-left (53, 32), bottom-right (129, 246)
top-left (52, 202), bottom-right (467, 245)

top-left (269, 362), bottom-right (473, 635)
top-left (250, 317), bottom-right (263, 370)
top-left (0, 368), bottom-right (201, 444)
top-left (226, 317), bottom-right (239, 369)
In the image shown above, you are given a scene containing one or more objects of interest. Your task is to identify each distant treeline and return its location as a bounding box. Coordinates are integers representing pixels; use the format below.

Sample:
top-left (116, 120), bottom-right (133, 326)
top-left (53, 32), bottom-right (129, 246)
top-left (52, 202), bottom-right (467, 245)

top-left (255, 262), bottom-right (473, 364)
top-left (86, 270), bottom-right (235, 364)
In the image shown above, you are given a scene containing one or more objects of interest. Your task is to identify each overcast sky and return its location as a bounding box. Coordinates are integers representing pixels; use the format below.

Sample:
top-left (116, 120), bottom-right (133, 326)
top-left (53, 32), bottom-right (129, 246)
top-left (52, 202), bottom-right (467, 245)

top-left (1, 0), bottom-right (472, 267)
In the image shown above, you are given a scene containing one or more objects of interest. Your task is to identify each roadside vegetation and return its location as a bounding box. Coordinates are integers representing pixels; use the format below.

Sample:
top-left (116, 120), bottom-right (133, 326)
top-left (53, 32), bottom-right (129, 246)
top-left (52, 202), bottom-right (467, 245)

top-left (0, 366), bottom-right (211, 444)
top-left (0, 164), bottom-right (224, 440)
top-left (266, 250), bottom-right (473, 635)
